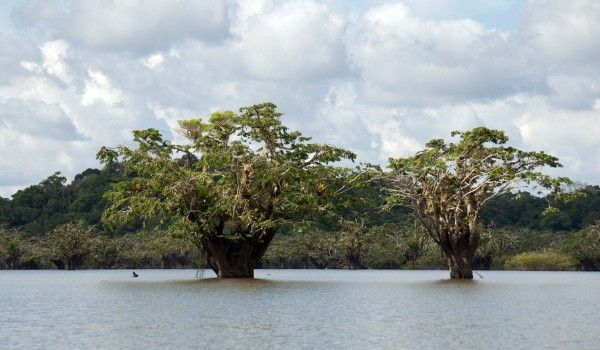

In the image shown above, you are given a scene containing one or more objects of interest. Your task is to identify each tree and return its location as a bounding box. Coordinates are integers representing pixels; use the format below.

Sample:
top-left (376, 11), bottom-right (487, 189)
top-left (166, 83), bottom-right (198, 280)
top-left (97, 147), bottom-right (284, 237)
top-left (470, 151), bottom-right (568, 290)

top-left (387, 127), bottom-right (573, 278)
top-left (563, 221), bottom-right (600, 270)
top-left (45, 221), bottom-right (96, 270)
top-left (6, 172), bottom-right (70, 235)
top-left (0, 227), bottom-right (25, 269)
top-left (332, 219), bottom-right (370, 269)
top-left (97, 103), bottom-right (355, 278)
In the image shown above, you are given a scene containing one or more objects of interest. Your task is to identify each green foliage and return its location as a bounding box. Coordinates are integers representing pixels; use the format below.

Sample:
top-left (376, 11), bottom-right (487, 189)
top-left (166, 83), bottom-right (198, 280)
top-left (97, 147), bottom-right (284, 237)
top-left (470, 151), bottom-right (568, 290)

top-left (262, 229), bottom-right (339, 268)
top-left (480, 192), bottom-right (547, 228)
top-left (387, 127), bottom-right (573, 241)
top-left (0, 227), bottom-right (27, 269)
top-left (43, 220), bottom-right (97, 270)
top-left (0, 227), bottom-right (49, 269)
top-left (386, 127), bottom-right (578, 277)
top-left (89, 231), bottom-right (200, 269)
top-left (562, 221), bottom-right (600, 270)
top-left (504, 251), bottom-right (577, 271)
top-left (263, 223), bottom-right (433, 269)
top-left (6, 172), bottom-right (70, 234)
top-left (97, 103), bottom-right (356, 270)
top-left (479, 186), bottom-right (600, 231)
top-left (0, 167), bottom-right (123, 236)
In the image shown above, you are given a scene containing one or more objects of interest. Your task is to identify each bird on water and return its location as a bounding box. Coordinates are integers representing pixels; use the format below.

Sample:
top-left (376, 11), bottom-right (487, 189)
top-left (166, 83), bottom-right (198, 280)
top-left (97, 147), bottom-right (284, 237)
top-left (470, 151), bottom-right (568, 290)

top-left (132, 271), bottom-right (138, 278)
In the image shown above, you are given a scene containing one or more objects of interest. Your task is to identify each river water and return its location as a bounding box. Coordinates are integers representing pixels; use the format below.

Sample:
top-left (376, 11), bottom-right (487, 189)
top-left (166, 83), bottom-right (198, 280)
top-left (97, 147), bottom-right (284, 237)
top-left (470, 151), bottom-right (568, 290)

top-left (1, 269), bottom-right (599, 349)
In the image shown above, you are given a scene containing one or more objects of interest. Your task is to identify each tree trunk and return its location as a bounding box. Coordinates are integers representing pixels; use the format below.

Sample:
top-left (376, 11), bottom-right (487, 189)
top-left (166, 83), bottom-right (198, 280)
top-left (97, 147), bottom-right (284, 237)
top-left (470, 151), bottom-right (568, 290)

top-left (445, 252), bottom-right (474, 279)
top-left (346, 250), bottom-right (363, 270)
top-left (439, 230), bottom-right (478, 279)
top-left (200, 230), bottom-right (275, 278)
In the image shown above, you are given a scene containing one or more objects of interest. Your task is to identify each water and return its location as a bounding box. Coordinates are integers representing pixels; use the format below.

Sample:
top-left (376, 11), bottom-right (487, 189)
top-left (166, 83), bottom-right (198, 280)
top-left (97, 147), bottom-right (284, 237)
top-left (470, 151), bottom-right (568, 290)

top-left (0, 270), bottom-right (599, 349)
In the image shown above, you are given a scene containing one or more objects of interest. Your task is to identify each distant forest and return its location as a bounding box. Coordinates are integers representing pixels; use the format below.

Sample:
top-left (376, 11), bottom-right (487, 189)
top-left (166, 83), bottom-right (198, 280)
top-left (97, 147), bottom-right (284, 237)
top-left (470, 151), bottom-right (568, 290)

top-left (1, 165), bottom-right (600, 271)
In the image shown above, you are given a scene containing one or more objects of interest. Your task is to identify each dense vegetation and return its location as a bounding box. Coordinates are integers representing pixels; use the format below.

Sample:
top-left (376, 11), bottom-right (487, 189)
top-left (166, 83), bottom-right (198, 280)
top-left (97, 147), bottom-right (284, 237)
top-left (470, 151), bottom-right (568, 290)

top-left (1, 106), bottom-right (599, 274)
top-left (2, 158), bottom-right (599, 272)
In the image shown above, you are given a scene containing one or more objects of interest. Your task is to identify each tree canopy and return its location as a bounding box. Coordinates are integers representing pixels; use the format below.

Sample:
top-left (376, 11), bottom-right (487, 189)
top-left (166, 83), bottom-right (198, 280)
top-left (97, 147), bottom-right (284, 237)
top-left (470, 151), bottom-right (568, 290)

top-left (387, 127), bottom-right (575, 278)
top-left (97, 102), bottom-right (356, 277)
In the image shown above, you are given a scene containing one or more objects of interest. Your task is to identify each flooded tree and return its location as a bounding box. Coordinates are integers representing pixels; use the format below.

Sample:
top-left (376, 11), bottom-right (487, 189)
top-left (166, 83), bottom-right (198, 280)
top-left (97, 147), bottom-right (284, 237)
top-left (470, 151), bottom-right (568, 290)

top-left (0, 227), bottom-right (25, 269)
top-left (387, 127), bottom-right (573, 278)
top-left (45, 221), bottom-right (96, 270)
top-left (333, 219), bottom-right (370, 269)
top-left (97, 103), bottom-right (355, 278)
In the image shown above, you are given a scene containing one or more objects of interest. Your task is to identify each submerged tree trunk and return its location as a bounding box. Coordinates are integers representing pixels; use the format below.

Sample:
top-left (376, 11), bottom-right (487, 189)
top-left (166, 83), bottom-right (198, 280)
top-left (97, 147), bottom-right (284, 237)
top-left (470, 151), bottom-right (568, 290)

top-left (439, 230), bottom-right (478, 279)
top-left (345, 249), bottom-right (363, 270)
top-left (445, 251), bottom-right (474, 279)
top-left (200, 230), bottom-right (276, 278)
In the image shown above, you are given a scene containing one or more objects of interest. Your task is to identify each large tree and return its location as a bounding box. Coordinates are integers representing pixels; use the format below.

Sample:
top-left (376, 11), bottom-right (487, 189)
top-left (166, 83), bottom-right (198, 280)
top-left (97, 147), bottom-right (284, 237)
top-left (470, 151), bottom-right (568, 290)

top-left (97, 103), bottom-right (355, 278)
top-left (387, 127), bottom-right (573, 278)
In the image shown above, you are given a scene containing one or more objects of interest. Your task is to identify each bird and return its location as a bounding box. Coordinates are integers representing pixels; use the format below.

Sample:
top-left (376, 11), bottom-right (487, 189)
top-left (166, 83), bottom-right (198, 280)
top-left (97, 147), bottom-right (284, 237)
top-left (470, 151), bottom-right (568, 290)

top-left (132, 271), bottom-right (138, 278)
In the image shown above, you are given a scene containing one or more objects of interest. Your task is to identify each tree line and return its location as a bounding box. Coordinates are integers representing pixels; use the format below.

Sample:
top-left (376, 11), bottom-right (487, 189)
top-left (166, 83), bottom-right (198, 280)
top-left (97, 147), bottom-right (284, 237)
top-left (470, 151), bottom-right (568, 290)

top-left (1, 103), bottom-right (599, 277)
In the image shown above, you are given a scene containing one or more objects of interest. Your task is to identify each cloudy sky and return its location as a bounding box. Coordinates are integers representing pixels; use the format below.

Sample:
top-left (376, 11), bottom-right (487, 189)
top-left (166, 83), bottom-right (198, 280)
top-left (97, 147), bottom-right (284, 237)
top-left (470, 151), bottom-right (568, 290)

top-left (0, 0), bottom-right (599, 197)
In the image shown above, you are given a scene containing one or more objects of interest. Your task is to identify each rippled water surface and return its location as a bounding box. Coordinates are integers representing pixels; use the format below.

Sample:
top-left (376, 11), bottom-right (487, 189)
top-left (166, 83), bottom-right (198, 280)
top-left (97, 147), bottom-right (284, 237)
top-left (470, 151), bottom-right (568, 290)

top-left (1, 269), bottom-right (599, 349)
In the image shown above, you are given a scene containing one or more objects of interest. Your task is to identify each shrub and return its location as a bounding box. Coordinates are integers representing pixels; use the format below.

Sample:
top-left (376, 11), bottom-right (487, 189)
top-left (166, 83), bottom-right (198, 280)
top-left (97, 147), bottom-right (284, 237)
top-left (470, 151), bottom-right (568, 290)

top-left (504, 251), bottom-right (576, 271)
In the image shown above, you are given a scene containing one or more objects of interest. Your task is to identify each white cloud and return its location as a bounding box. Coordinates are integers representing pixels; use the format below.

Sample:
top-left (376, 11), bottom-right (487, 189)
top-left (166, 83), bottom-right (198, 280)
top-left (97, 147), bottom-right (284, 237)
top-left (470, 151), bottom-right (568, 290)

top-left (1, 0), bottom-right (600, 196)
top-left (345, 3), bottom-right (544, 105)
top-left (20, 61), bottom-right (42, 74)
top-left (142, 53), bottom-right (165, 70)
top-left (520, 0), bottom-right (600, 66)
top-left (232, 0), bottom-right (347, 80)
top-left (0, 98), bottom-right (89, 191)
top-left (17, 40), bottom-right (72, 83)
top-left (40, 40), bottom-right (71, 83)
top-left (141, 49), bottom-right (180, 71)
top-left (15, 0), bottom-right (229, 53)
top-left (81, 69), bottom-right (122, 106)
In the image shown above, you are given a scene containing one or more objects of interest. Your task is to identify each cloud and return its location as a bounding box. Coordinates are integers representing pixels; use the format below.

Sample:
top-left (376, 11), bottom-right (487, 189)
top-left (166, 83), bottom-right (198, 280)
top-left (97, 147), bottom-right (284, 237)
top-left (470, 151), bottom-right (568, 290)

top-left (0, 125), bottom-right (92, 191)
top-left (519, 0), bottom-right (600, 67)
top-left (345, 3), bottom-right (545, 106)
top-left (0, 33), bottom-right (39, 84)
top-left (0, 98), bottom-right (89, 193)
top-left (0, 98), bottom-right (85, 140)
top-left (81, 69), bottom-right (122, 107)
top-left (14, 0), bottom-right (230, 53)
top-left (231, 0), bottom-right (347, 81)
top-left (141, 49), bottom-right (180, 71)
top-left (1, 0), bottom-right (600, 197)
top-left (516, 1), bottom-right (600, 112)
top-left (40, 40), bottom-right (71, 83)
top-left (142, 53), bottom-right (165, 71)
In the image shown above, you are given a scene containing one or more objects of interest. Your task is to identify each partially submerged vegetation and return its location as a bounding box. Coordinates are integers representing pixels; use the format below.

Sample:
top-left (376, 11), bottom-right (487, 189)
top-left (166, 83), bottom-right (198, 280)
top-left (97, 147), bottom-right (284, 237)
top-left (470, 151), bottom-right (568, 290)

top-left (504, 251), bottom-right (577, 271)
top-left (2, 223), bottom-right (599, 272)
top-left (96, 103), bottom-right (357, 277)
top-left (386, 128), bottom-right (575, 278)
top-left (0, 226), bottom-right (200, 270)
top-left (1, 103), bottom-right (599, 277)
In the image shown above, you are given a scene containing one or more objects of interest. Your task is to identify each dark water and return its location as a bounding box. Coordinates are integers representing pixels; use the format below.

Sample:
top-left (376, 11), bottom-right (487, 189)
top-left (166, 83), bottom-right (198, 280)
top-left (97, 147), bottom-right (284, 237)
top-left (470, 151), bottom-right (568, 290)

top-left (1, 269), bottom-right (599, 349)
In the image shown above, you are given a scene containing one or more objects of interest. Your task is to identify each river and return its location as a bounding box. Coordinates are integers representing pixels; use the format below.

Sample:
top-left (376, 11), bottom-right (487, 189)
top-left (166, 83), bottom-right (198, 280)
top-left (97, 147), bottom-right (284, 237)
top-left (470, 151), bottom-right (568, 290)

top-left (1, 269), bottom-right (599, 349)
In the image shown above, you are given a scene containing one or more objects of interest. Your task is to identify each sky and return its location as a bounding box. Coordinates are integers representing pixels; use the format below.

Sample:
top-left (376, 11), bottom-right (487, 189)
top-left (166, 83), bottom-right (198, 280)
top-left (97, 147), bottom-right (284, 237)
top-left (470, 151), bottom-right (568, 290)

top-left (0, 0), bottom-right (599, 198)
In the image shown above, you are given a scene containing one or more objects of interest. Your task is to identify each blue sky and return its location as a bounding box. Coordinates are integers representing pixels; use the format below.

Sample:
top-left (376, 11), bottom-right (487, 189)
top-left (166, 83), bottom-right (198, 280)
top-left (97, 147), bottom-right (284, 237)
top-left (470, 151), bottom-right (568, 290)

top-left (0, 0), bottom-right (599, 197)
